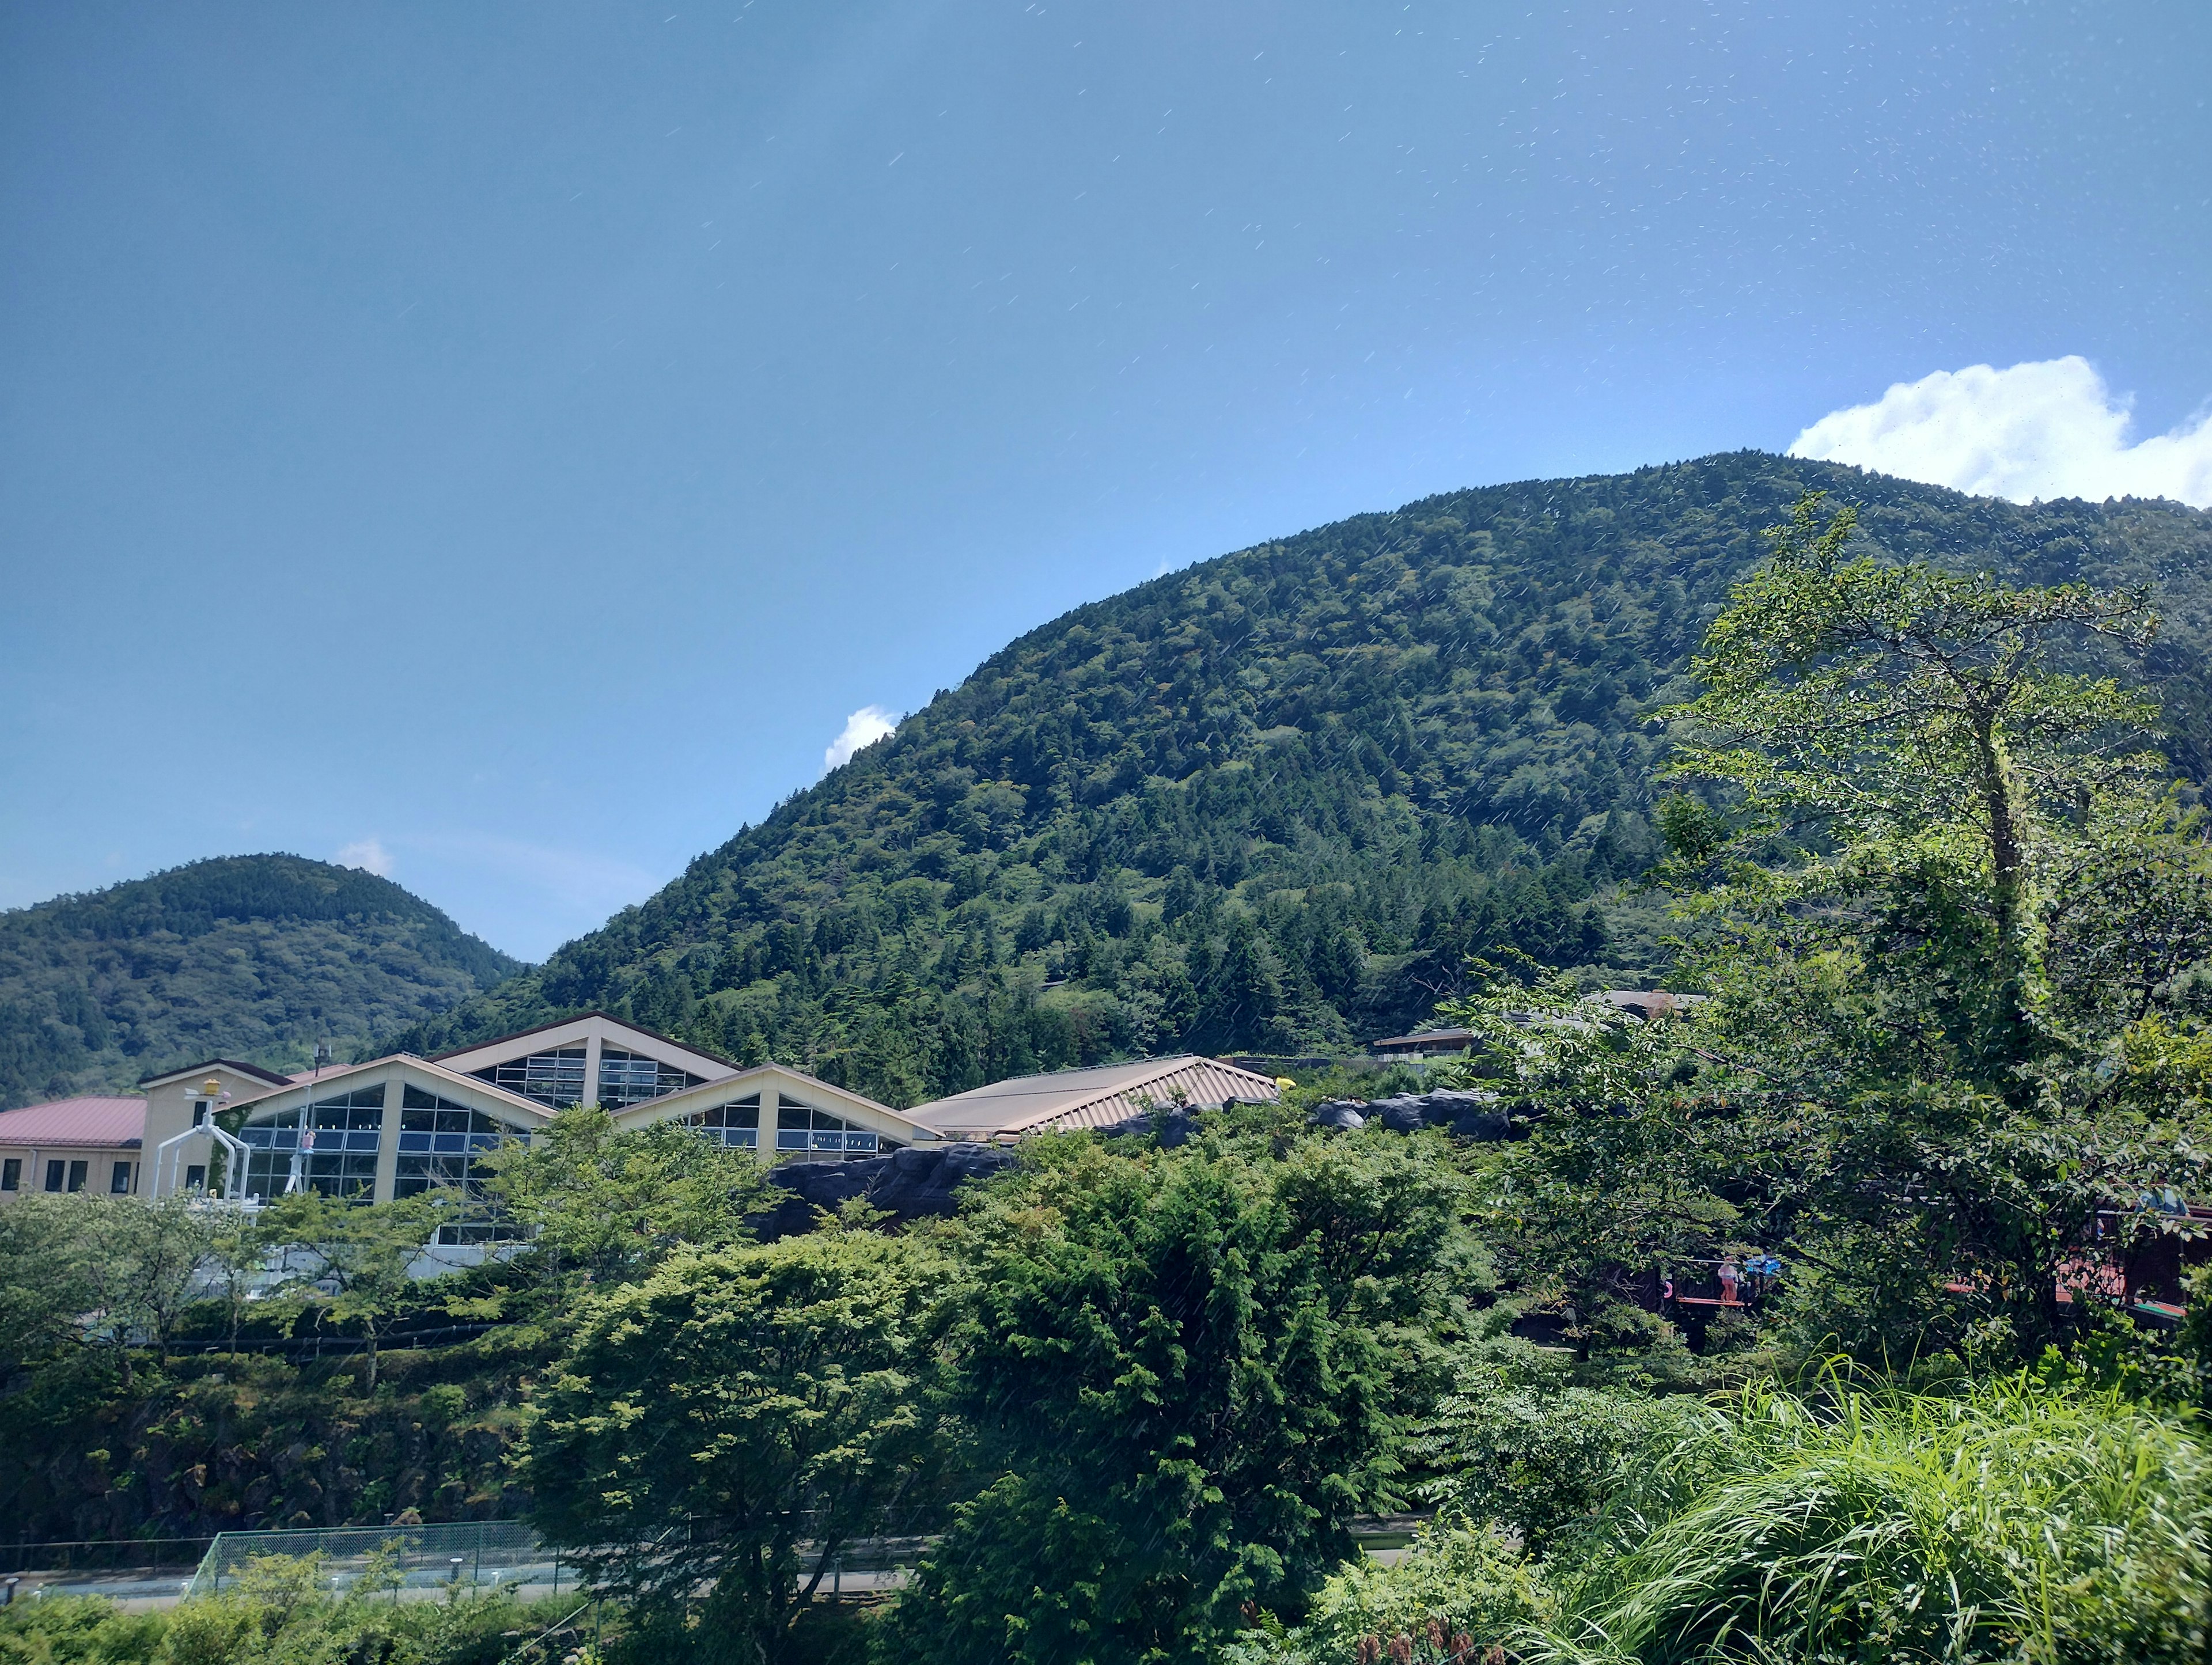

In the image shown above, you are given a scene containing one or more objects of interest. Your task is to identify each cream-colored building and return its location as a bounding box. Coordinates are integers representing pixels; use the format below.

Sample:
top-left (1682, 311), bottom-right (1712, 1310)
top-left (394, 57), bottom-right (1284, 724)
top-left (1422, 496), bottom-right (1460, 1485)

top-left (191, 1012), bottom-right (930, 1211)
top-left (0, 1096), bottom-right (151, 1202)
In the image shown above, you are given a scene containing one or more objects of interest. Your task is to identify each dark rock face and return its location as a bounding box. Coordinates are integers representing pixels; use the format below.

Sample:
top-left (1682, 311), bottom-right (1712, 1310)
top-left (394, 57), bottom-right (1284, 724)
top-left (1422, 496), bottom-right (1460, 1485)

top-left (753, 1142), bottom-right (1020, 1240)
top-left (1306, 1088), bottom-right (1507, 1141)
top-left (1101, 1108), bottom-right (1203, 1147)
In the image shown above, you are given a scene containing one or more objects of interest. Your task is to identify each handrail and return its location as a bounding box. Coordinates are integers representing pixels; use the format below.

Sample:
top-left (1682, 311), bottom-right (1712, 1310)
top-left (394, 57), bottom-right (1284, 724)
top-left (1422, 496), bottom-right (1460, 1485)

top-left (502, 1598), bottom-right (594, 1662)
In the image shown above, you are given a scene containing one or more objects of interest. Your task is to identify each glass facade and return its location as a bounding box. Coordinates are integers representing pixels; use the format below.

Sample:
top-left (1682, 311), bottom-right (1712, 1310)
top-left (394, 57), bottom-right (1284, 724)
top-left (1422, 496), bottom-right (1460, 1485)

top-left (774, 1100), bottom-right (885, 1160)
top-left (599, 1048), bottom-right (703, 1109)
top-left (685, 1094), bottom-right (760, 1148)
top-left (241, 1086), bottom-right (386, 1203)
top-left (471, 1047), bottom-right (587, 1109)
top-left (395, 1086), bottom-right (517, 1199)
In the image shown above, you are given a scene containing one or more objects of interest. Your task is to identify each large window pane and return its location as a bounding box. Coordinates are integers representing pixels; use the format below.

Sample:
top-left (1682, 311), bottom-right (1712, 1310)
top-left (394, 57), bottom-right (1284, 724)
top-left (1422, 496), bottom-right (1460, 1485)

top-left (685, 1094), bottom-right (760, 1149)
top-left (597, 1048), bottom-right (705, 1109)
top-left (471, 1047), bottom-right (588, 1109)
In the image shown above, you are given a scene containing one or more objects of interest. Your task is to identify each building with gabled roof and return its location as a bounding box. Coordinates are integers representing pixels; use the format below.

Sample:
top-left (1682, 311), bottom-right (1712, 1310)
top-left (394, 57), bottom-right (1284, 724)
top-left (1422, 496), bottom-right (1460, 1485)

top-left (0, 1096), bottom-right (150, 1201)
top-left (171, 1012), bottom-right (933, 1211)
top-left (903, 1055), bottom-right (1283, 1143)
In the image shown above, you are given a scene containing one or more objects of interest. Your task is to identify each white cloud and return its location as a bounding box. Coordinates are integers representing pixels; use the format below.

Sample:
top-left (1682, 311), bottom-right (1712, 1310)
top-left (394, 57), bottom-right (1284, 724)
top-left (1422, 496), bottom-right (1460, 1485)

top-left (1789, 356), bottom-right (2212, 509)
top-left (336, 837), bottom-right (393, 877)
top-left (824, 705), bottom-right (900, 772)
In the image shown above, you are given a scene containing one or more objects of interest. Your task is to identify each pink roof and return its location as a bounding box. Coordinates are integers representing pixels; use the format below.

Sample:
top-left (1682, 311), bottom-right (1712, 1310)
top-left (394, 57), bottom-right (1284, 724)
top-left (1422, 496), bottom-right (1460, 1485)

top-left (0, 1097), bottom-right (150, 1149)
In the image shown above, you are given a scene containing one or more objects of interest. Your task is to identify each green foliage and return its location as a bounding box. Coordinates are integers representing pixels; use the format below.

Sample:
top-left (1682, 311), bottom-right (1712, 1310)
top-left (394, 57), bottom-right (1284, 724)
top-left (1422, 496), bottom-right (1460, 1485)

top-left (1222, 1518), bottom-right (1553, 1665)
top-left (1408, 1357), bottom-right (1718, 1556)
top-left (0, 855), bottom-right (522, 1109)
top-left (1450, 497), bottom-right (2212, 1368)
top-left (259, 1191), bottom-right (457, 1391)
top-left (0, 1575), bottom-right (599, 1665)
top-left (522, 1231), bottom-right (941, 1665)
top-left (479, 1105), bottom-right (777, 1296)
top-left (0, 1594), bottom-right (166, 1664)
top-left (389, 457), bottom-right (2212, 1104)
top-left (1532, 1374), bottom-right (2212, 1664)
top-left (0, 1196), bottom-right (223, 1386)
top-left (880, 1133), bottom-right (1473, 1665)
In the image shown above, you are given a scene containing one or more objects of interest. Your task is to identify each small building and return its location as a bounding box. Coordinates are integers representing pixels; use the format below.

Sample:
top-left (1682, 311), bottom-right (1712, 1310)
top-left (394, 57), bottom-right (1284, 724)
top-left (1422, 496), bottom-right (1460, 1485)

top-left (0, 1097), bottom-right (151, 1201)
top-left (903, 1055), bottom-right (1282, 1143)
top-left (1368, 1027), bottom-right (1477, 1059)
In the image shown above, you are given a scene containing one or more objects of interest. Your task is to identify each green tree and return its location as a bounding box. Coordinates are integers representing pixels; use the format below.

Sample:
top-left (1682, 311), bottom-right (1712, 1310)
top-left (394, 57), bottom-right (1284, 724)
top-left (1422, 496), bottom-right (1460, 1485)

top-left (0, 1194), bottom-right (218, 1388)
top-left (261, 1190), bottom-right (450, 1391)
top-left (522, 1230), bottom-right (940, 1665)
top-left (1456, 495), bottom-right (2212, 1366)
top-left (480, 1104), bottom-right (775, 1297)
top-left (882, 1133), bottom-right (1471, 1665)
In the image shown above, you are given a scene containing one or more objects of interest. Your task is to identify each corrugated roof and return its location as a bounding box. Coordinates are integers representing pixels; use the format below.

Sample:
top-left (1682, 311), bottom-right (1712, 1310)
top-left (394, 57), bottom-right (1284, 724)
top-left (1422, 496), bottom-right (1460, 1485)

top-left (904, 1055), bottom-right (1282, 1140)
top-left (0, 1097), bottom-right (150, 1149)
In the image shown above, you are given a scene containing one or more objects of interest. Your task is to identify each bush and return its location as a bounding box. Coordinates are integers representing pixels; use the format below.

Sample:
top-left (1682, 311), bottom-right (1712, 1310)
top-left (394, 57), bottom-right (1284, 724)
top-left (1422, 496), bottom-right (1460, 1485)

top-left (1533, 1374), bottom-right (2212, 1664)
top-left (0, 1571), bottom-right (601, 1665)
top-left (1410, 1360), bottom-right (1719, 1556)
top-left (1224, 1518), bottom-right (1553, 1665)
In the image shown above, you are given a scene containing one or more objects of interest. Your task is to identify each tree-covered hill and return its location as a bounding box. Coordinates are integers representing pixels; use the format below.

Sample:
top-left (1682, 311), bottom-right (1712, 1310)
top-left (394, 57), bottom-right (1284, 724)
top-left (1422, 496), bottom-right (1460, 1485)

top-left (0, 855), bottom-right (524, 1109)
top-left (388, 452), bottom-right (2212, 1107)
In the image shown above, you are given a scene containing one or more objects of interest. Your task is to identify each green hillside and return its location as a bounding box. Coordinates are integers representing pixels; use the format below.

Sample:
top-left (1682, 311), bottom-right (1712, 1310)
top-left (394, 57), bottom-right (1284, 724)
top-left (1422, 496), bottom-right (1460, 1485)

top-left (0, 855), bottom-right (525, 1109)
top-left (388, 452), bottom-right (2212, 1106)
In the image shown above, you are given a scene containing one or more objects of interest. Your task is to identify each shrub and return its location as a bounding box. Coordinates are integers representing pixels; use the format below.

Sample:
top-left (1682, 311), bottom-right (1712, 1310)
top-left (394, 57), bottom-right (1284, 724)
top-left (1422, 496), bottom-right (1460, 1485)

top-left (1534, 1374), bottom-right (2212, 1664)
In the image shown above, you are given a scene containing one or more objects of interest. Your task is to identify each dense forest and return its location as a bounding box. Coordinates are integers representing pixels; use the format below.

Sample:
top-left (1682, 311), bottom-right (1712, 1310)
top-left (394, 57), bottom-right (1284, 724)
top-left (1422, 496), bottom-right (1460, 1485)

top-left (10, 495), bottom-right (2212, 1663)
top-left (0, 856), bottom-right (523, 1110)
top-left (392, 453), bottom-right (2212, 1106)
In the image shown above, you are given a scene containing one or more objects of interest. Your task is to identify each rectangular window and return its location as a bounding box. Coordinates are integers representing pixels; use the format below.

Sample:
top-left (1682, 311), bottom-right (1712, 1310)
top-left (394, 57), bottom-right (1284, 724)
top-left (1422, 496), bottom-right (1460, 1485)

top-left (192, 1101), bottom-right (210, 1127)
top-left (184, 1163), bottom-right (206, 1191)
top-left (597, 1049), bottom-right (704, 1109)
top-left (110, 1162), bottom-right (132, 1194)
top-left (771, 1101), bottom-right (888, 1162)
top-left (44, 1159), bottom-right (64, 1192)
top-left (471, 1048), bottom-right (587, 1109)
top-left (1, 1158), bottom-right (18, 1190)
top-left (685, 1095), bottom-right (760, 1148)
top-left (395, 1086), bottom-right (520, 1200)
top-left (67, 1160), bottom-right (88, 1193)
top-left (239, 1086), bottom-right (387, 1203)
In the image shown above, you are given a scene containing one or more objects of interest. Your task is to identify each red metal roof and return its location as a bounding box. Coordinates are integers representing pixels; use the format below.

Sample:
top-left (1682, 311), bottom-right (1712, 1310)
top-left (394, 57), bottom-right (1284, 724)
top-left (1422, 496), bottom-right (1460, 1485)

top-left (0, 1097), bottom-right (150, 1149)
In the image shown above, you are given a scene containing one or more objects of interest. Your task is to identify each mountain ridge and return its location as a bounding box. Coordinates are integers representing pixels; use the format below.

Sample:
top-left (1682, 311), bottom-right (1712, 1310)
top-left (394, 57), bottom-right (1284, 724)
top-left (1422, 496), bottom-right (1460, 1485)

top-left (379, 451), bottom-right (2212, 1106)
top-left (0, 854), bottom-right (525, 1109)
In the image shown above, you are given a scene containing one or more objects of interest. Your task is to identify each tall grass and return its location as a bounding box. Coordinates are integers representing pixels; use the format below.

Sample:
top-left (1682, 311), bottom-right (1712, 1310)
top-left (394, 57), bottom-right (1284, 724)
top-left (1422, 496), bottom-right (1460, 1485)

top-left (1532, 1374), bottom-right (2211, 1664)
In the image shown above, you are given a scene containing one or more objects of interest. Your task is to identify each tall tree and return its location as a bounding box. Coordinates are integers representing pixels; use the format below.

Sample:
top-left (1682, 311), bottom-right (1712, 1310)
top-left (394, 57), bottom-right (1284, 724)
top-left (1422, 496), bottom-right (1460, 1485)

top-left (884, 1134), bottom-right (1471, 1665)
top-left (523, 1230), bottom-right (941, 1665)
top-left (1458, 495), bottom-right (2212, 1365)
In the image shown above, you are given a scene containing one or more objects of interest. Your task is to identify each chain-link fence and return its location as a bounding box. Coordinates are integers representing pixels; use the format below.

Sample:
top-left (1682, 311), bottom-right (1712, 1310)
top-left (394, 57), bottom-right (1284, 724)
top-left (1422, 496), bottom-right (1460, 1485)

top-left (184, 1520), bottom-right (554, 1602)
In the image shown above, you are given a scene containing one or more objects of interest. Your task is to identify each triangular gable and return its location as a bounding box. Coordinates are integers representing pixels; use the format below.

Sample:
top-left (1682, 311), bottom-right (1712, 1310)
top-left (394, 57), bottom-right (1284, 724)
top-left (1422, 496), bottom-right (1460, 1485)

top-left (432, 1012), bottom-right (736, 1084)
top-left (233, 1056), bottom-right (554, 1132)
top-left (618, 1064), bottom-right (932, 1147)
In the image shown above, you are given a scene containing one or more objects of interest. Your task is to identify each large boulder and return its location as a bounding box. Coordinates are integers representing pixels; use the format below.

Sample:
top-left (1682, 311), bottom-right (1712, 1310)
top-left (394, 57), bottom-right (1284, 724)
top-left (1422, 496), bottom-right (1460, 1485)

top-left (1304, 1089), bottom-right (1508, 1141)
top-left (1102, 1108), bottom-right (1203, 1147)
top-left (753, 1142), bottom-right (1019, 1240)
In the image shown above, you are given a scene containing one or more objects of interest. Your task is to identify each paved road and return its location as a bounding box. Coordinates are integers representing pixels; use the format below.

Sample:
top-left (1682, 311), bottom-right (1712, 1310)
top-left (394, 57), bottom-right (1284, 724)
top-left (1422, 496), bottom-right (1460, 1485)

top-left (9, 1519), bottom-right (1428, 1612)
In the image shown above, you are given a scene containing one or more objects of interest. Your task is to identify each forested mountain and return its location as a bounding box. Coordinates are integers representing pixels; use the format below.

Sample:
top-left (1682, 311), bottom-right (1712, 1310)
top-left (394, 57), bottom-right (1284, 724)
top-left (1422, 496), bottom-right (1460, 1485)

top-left (0, 856), bottom-right (524, 1109)
top-left (389, 453), bottom-right (2212, 1108)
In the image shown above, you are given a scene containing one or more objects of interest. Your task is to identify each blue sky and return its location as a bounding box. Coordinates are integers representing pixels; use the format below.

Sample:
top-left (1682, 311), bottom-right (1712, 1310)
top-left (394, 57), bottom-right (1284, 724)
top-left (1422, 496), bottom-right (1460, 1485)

top-left (3, 1), bottom-right (2207, 961)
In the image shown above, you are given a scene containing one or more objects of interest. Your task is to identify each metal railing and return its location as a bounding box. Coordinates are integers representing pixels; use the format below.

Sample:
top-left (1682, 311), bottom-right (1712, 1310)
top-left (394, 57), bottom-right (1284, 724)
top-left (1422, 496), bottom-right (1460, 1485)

top-left (184, 1520), bottom-right (551, 1602)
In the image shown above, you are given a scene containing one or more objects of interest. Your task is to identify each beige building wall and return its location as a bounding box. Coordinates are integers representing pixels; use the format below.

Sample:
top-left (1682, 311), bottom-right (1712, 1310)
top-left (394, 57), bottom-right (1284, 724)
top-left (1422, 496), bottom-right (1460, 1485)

top-left (0, 1141), bottom-right (141, 1203)
top-left (143, 1062), bottom-right (293, 1197)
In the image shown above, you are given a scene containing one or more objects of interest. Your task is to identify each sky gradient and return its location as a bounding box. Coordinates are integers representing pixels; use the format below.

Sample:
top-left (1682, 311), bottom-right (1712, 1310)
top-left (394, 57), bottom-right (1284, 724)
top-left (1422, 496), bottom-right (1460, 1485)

top-left (4, 1), bottom-right (2208, 959)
